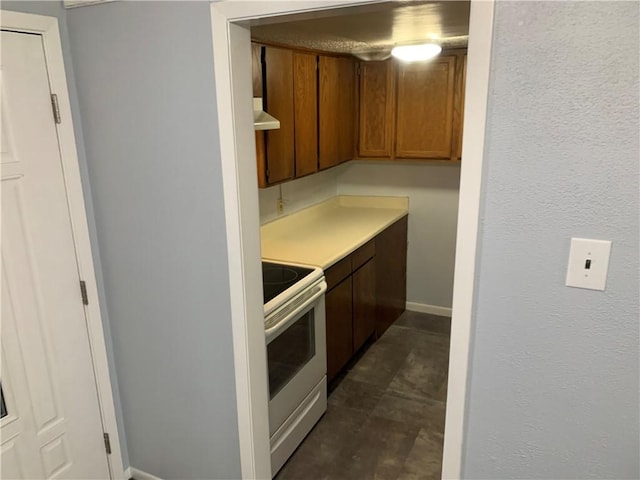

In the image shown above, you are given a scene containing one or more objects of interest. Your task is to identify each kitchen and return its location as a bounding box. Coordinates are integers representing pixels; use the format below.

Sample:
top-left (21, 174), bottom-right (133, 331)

top-left (4, 1), bottom-right (635, 479)
top-left (248, 2), bottom-right (469, 478)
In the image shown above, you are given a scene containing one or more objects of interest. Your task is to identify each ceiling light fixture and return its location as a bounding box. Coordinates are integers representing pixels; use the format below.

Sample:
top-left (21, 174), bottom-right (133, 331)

top-left (351, 48), bottom-right (392, 62)
top-left (391, 43), bottom-right (442, 62)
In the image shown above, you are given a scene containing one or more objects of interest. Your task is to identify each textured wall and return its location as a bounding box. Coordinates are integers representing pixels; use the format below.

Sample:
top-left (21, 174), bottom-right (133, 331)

top-left (0, 0), bottom-right (129, 467)
top-left (463, 2), bottom-right (639, 478)
top-left (66, 2), bottom-right (241, 478)
top-left (338, 162), bottom-right (460, 310)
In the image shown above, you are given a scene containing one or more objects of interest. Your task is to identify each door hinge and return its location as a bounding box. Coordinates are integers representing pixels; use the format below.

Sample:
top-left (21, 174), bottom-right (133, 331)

top-left (80, 280), bottom-right (89, 305)
top-left (50, 94), bottom-right (61, 124)
top-left (103, 433), bottom-right (112, 455)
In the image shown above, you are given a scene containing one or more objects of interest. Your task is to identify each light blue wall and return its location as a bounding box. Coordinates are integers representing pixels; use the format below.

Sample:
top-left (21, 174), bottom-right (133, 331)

top-left (463, 2), bottom-right (639, 478)
top-left (0, 1), bottom-right (129, 468)
top-left (65, 2), bottom-right (241, 478)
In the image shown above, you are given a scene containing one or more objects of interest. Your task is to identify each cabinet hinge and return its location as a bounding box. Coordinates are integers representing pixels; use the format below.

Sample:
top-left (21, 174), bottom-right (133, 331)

top-left (80, 280), bottom-right (89, 305)
top-left (103, 433), bottom-right (112, 455)
top-left (50, 94), bottom-right (61, 124)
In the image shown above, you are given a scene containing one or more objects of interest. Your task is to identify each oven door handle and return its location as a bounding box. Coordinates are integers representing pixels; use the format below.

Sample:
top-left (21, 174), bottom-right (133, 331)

top-left (265, 281), bottom-right (327, 344)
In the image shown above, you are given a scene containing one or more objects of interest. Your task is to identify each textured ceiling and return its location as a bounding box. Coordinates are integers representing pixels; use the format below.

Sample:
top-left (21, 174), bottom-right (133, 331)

top-left (250, 1), bottom-right (470, 56)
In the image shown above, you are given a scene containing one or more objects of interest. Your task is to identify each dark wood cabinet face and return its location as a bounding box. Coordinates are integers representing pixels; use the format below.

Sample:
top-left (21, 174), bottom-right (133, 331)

top-left (323, 218), bottom-right (408, 382)
top-left (319, 56), bottom-right (356, 169)
top-left (264, 46), bottom-right (295, 184)
top-left (325, 276), bottom-right (353, 382)
top-left (293, 52), bottom-right (319, 178)
top-left (353, 259), bottom-right (376, 352)
top-left (375, 216), bottom-right (408, 337)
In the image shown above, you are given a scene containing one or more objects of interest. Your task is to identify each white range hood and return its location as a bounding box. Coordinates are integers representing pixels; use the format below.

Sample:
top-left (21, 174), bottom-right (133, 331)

top-left (253, 98), bottom-right (280, 130)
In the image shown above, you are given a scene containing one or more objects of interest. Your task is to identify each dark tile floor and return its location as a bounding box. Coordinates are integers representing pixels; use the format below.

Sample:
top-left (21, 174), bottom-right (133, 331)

top-left (275, 311), bottom-right (451, 480)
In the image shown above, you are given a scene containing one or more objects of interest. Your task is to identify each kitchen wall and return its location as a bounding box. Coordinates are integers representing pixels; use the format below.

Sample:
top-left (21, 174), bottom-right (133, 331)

top-left (463, 2), bottom-right (639, 479)
top-left (258, 161), bottom-right (460, 312)
top-left (1, 0), bottom-right (129, 468)
top-left (338, 161), bottom-right (460, 313)
top-left (258, 165), bottom-right (344, 224)
top-left (66, 2), bottom-right (241, 479)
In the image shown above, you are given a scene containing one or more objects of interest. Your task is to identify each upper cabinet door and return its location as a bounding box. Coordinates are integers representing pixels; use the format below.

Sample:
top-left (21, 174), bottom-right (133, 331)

top-left (252, 43), bottom-right (263, 97)
top-left (319, 56), bottom-right (355, 169)
top-left (264, 46), bottom-right (295, 184)
top-left (453, 54), bottom-right (467, 160)
top-left (395, 56), bottom-right (456, 159)
top-left (293, 52), bottom-right (318, 178)
top-left (337, 56), bottom-right (356, 164)
top-left (358, 61), bottom-right (395, 158)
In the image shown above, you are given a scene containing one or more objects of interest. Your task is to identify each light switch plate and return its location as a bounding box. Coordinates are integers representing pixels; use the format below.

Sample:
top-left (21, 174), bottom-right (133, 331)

top-left (565, 238), bottom-right (612, 291)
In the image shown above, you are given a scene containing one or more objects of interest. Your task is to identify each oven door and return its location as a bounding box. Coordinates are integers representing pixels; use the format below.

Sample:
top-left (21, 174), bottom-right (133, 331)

top-left (265, 279), bottom-right (327, 434)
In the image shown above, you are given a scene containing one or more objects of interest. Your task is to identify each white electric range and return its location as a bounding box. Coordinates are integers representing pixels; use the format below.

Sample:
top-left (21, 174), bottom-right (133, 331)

top-left (262, 260), bottom-right (327, 477)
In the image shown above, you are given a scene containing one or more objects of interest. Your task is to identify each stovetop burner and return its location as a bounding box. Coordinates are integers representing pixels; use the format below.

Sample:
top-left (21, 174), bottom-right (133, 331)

top-left (262, 261), bottom-right (314, 304)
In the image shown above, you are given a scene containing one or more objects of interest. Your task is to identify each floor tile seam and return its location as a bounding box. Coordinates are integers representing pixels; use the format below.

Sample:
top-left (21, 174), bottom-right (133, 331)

top-left (346, 361), bottom-right (411, 391)
top-left (394, 323), bottom-right (453, 337)
top-left (333, 372), bottom-right (397, 397)
top-left (377, 389), bottom-right (448, 408)
top-left (377, 329), bottom-right (453, 345)
top-left (341, 418), bottom-right (422, 479)
top-left (384, 386), bottom-right (448, 405)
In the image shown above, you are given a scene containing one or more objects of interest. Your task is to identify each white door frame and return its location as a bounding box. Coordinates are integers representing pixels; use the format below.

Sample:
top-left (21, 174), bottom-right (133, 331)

top-left (0, 10), bottom-right (126, 479)
top-left (210, 1), bottom-right (495, 478)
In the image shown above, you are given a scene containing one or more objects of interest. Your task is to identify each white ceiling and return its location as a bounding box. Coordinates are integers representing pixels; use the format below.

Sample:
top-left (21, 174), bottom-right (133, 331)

top-left (250, 1), bottom-right (470, 56)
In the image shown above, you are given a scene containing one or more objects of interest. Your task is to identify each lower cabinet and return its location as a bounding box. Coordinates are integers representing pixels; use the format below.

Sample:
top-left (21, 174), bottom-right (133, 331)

top-left (324, 216), bottom-right (407, 383)
top-left (325, 276), bottom-right (353, 382)
top-left (352, 259), bottom-right (376, 352)
top-left (325, 240), bottom-right (375, 383)
top-left (375, 215), bottom-right (408, 337)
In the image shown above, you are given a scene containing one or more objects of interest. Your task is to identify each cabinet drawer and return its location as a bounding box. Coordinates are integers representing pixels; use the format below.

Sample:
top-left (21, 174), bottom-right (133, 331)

top-left (325, 256), bottom-right (351, 291)
top-left (352, 239), bottom-right (375, 270)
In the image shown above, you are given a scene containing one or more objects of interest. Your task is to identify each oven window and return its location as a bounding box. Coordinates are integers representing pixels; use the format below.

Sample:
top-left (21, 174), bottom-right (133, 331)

top-left (267, 310), bottom-right (315, 399)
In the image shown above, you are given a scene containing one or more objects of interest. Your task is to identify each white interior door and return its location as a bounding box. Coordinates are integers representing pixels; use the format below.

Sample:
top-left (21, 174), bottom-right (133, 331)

top-left (1, 30), bottom-right (111, 479)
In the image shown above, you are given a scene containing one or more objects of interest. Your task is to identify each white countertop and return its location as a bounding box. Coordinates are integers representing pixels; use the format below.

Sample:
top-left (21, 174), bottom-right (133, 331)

top-left (261, 195), bottom-right (409, 269)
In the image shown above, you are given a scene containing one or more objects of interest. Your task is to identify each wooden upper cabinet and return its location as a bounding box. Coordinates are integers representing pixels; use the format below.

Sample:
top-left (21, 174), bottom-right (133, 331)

top-left (319, 55), bottom-right (356, 169)
top-left (264, 46), bottom-right (295, 184)
top-left (251, 43), bottom-right (263, 97)
top-left (337, 57), bottom-right (356, 163)
top-left (318, 56), bottom-right (340, 169)
top-left (396, 55), bottom-right (456, 159)
top-left (358, 61), bottom-right (395, 158)
top-left (293, 52), bottom-right (318, 178)
top-left (252, 44), bottom-right (268, 188)
top-left (453, 54), bottom-right (467, 160)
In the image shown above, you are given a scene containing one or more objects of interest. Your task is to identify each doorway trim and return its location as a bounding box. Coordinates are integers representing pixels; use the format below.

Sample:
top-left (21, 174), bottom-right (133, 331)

top-left (0, 10), bottom-right (126, 479)
top-left (210, 1), bottom-right (495, 478)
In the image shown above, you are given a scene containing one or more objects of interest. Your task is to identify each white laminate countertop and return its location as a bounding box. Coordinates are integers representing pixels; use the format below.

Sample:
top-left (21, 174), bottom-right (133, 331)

top-left (261, 195), bottom-right (409, 270)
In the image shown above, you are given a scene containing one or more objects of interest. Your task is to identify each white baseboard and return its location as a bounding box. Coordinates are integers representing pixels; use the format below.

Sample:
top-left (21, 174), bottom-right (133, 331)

top-left (130, 467), bottom-right (163, 480)
top-left (406, 302), bottom-right (452, 317)
top-left (123, 467), bottom-right (132, 480)
top-left (64, 0), bottom-right (116, 8)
